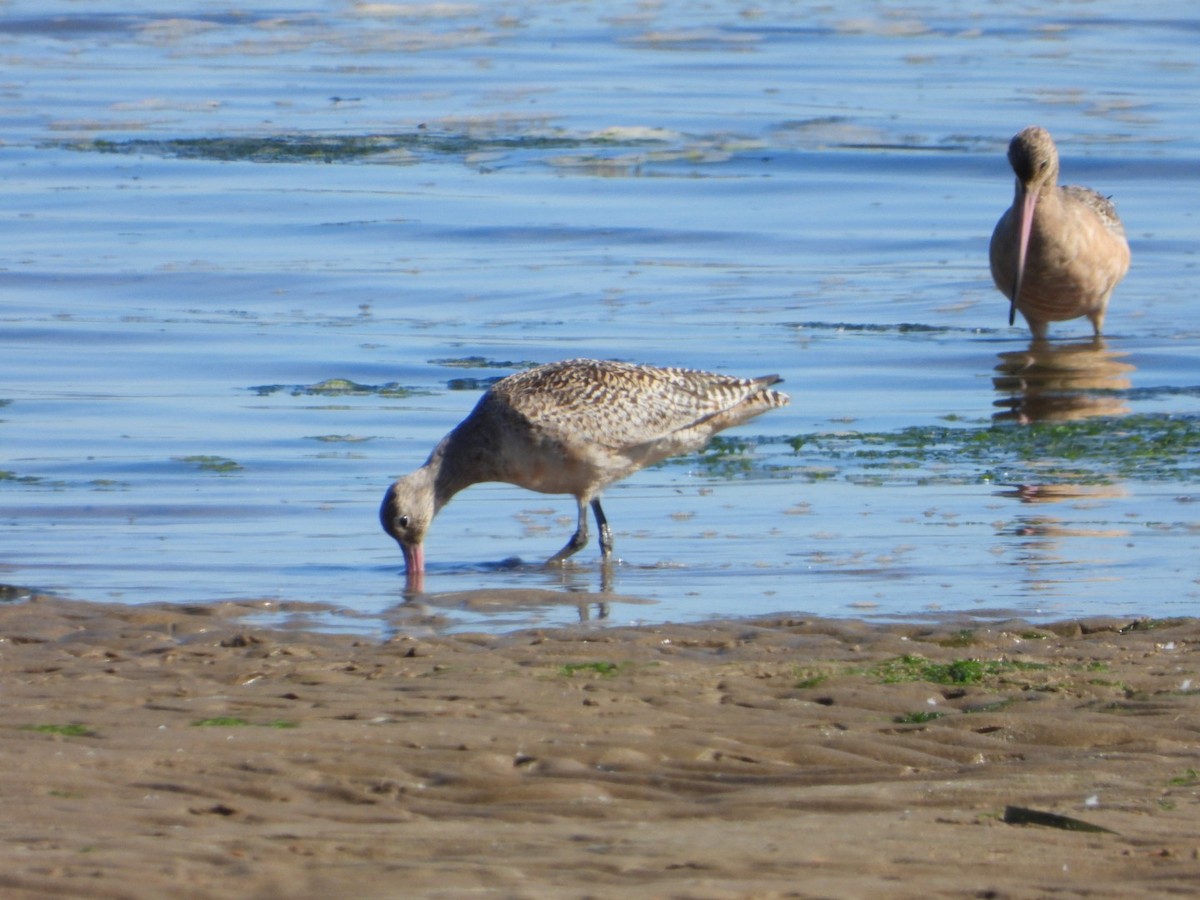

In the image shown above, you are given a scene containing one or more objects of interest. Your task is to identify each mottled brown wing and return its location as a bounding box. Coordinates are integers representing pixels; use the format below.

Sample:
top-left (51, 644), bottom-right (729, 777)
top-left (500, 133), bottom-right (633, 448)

top-left (493, 359), bottom-right (787, 451)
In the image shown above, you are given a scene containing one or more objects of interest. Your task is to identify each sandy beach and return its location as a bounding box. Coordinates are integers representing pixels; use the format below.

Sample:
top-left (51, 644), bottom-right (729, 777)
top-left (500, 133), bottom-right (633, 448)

top-left (1, 595), bottom-right (1197, 899)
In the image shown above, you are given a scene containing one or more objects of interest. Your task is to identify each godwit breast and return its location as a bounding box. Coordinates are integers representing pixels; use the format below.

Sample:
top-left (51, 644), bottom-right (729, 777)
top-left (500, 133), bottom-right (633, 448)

top-left (380, 358), bottom-right (789, 583)
top-left (989, 126), bottom-right (1130, 339)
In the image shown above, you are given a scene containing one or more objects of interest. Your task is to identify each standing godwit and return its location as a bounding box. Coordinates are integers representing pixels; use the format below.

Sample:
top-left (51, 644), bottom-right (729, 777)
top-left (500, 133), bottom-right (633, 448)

top-left (989, 126), bottom-right (1130, 339)
top-left (380, 358), bottom-right (789, 584)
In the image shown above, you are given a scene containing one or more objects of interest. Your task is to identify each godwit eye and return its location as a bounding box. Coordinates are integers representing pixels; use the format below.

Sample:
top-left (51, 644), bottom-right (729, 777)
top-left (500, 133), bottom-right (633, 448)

top-left (397, 515), bottom-right (410, 529)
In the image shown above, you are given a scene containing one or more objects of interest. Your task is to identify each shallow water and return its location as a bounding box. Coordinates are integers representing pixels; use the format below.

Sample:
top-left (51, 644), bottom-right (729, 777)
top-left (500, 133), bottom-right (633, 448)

top-left (2, 1), bottom-right (1198, 634)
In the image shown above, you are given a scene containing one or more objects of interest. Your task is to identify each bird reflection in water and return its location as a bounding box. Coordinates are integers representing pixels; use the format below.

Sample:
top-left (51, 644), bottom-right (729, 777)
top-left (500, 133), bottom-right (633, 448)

top-left (394, 585), bottom-right (614, 627)
top-left (997, 483), bottom-right (1125, 506)
top-left (992, 338), bottom-right (1134, 424)
top-left (990, 339), bottom-right (1135, 592)
top-left (994, 483), bottom-right (1130, 595)
top-left (395, 559), bottom-right (623, 627)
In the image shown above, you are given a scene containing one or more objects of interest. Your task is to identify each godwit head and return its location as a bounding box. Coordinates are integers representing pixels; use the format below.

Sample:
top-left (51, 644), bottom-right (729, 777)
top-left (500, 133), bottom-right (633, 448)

top-left (379, 466), bottom-right (436, 578)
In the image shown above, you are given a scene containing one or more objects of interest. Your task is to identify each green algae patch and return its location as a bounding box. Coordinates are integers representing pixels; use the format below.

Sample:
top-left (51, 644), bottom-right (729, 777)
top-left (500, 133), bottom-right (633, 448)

top-left (696, 435), bottom-right (758, 477)
top-left (663, 412), bottom-right (1200, 487)
top-left (893, 710), bottom-right (945, 724)
top-left (931, 629), bottom-right (981, 648)
top-left (793, 669), bottom-right (831, 690)
top-left (559, 661), bottom-right (625, 678)
top-left (430, 356), bottom-right (540, 370)
top-left (57, 131), bottom-right (642, 165)
top-left (787, 413), bottom-right (1200, 486)
top-left (655, 433), bottom-right (791, 481)
top-left (250, 379), bottom-right (422, 398)
top-left (0, 470), bottom-right (43, 485)
top-left (176, 455), bottom-right (243, 474)
top-left (192, 717), bottom-right (298, 729)
top-left (22, 723), bottom-right (96, 738)
top-left (307, 434), bottom-right (374, 443)
top-left (432, 358), bottom-right (539, 392)
top-left (872, 654), bottom-right (1048, 686)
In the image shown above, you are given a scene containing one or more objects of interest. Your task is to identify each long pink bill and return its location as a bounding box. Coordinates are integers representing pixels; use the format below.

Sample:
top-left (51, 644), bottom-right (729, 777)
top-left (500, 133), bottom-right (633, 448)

top-left (401, 542), bottom-right (425, 594)
top-left (1010, 183), bottom-right (1039, 326)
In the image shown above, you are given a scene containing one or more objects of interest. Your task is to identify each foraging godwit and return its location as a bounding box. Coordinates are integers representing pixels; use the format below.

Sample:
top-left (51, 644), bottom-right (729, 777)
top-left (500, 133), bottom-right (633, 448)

top-left (989, 126), bottom-right (1130, 339)
top-left (380, 358), bottom-right (789, 584)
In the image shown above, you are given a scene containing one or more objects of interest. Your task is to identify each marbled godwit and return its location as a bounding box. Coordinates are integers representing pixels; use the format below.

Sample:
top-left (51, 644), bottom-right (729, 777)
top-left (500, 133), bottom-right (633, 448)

top-left (380, 358), bottom-right (789, 582)
top-left (989, 126), bottom-right (1130, 339)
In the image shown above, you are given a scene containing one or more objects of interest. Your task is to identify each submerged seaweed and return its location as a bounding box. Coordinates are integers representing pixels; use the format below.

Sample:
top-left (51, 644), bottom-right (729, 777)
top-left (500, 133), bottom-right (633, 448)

top-left (175, 455), bottom-right (243, 474)
top-left (56, 131), bottom-right (658, 165)
top-left (643, 415), bottom-right (1200, 489)
top-left (787, 414), bottom-right (1200, 486)
top-left (430, 356), bottom-right (540, 370)
top-left (645, 413), bottom-right (1200, 485)
top-left (249, 379), bottom-right (424, 398)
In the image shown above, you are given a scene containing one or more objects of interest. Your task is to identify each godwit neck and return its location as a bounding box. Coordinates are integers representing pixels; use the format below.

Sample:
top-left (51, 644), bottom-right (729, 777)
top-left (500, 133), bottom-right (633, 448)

top-left (378, 423), bottom-right (497, 576)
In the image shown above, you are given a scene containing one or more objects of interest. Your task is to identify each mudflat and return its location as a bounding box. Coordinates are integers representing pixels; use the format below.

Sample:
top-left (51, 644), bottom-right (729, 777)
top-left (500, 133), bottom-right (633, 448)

top-left (1, 596), bottom-right (1197, 898)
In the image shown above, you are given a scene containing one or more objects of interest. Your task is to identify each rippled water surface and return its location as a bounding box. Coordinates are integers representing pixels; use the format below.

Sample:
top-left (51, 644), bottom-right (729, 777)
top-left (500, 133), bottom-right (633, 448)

top-left (2, 1), bottom-right (1199, 634)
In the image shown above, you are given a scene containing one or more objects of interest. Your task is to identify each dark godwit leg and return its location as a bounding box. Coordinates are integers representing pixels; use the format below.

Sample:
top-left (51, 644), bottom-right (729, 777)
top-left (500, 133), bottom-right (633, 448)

top-left (591, 498), bottom-right (614, 557)
top-left (548, 496), bottom-right (590, 564)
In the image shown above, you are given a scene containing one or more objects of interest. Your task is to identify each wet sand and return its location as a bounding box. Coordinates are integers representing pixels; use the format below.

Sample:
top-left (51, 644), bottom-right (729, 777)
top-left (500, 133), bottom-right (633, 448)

top-left (1, 596), bottom-right (1197, 899)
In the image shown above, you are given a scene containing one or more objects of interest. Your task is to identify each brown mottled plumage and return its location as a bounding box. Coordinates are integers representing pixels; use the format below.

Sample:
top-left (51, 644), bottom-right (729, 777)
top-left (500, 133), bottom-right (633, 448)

top-left (989, 126), bottom-right (1130, 339)
top-left (380, 359), bottom-right (789, 581)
